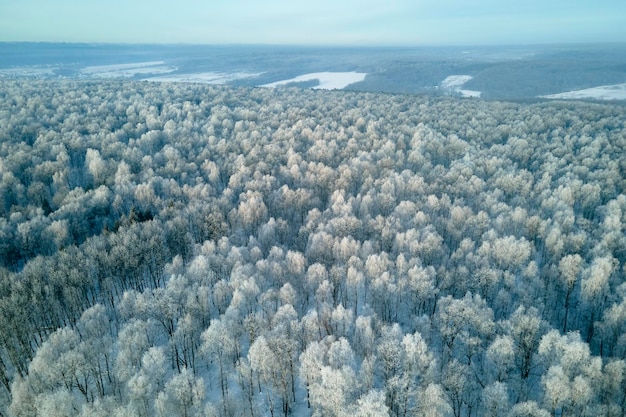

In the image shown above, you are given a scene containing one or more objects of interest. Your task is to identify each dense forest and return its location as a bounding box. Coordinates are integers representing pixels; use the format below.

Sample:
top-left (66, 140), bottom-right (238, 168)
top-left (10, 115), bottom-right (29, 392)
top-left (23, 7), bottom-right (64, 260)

top-left (0, 79), bottom-right (625, 417)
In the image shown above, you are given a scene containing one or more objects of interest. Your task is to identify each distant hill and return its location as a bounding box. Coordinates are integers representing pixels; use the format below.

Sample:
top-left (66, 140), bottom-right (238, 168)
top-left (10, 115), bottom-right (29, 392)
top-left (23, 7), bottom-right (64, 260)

top-left (1, 42), bottom-right (625, 100)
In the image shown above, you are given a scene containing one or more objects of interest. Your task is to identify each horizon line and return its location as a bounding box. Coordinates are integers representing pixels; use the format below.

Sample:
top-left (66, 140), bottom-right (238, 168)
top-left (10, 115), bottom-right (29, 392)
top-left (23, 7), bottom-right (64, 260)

top-left (2, 40), bottom-right (626, 49)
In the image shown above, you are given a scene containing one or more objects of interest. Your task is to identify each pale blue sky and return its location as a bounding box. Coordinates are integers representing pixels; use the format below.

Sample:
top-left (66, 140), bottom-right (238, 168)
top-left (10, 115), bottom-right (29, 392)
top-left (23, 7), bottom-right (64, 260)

top-left (1, 0), bottom-right (625, 45)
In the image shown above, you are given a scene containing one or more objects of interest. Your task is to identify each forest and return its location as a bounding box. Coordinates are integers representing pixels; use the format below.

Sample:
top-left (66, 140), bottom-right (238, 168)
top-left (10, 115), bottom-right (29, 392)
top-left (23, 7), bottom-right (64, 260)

top-left (0, 78), bottom-right (625, 417)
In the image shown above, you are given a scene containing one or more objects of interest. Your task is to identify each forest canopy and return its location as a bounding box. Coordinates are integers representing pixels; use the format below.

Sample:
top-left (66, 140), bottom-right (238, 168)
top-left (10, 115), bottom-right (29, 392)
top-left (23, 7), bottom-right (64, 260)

top-left (0, 79), bottom-right (625, 417)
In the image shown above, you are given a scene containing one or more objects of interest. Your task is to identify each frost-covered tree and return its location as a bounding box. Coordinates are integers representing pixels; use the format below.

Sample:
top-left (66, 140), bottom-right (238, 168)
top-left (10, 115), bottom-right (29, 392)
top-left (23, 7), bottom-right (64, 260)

top-left (200, 319), bottom-right (236, 402)
top-left (581, 256), bottom-right (618, 344)
top-left (436, 293), bottom-right (495, 365)
top-left (155, 368), bottom-right (204, 417)
top-left (558, 254), bottom-right (583, 332)
top-left (1, 77), bottom-right (626, 417)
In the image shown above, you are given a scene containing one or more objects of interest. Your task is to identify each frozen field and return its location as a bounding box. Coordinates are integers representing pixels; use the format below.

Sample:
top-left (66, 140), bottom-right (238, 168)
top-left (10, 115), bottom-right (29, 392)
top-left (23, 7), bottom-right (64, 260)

top-left (0, 67), bottom-right (57, 77)
top-left (440, 75), bottom-right (481, 98)
top-left (145, 71), bottom-right (262, 84)
top-left (541, 83), bottom-right (626, 100)
top-left (262, 71), bottom-right (367, 90)
top-left (81, 61), bottom-right (176, 78)
top-left (441, 75), bottom-right (473, 89)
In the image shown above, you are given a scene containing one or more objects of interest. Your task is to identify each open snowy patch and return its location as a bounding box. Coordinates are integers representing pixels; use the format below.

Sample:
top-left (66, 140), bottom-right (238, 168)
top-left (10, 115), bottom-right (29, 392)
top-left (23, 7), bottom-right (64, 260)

top-left (144, 71), bottom-right (262, 84)
top-left (81, 61), bottom-right (176, 78)
top-left (261, 72), bottom-right (367, 90)
top-left (458, 89), bottom-right (481, 98)
top-left (441, 75), bottom-right (473, 89)
top-left (0, 67), bottom-right (57, 77)
top-left (440, 75), bottom-right (481, 98)
top-left (541, 83), bottom-right (626, 101)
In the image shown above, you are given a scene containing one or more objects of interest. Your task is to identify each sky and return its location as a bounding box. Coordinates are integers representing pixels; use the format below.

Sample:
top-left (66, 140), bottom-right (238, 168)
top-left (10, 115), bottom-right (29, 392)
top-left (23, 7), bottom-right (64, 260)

top-left (1, 0), bottom-right (625, 46)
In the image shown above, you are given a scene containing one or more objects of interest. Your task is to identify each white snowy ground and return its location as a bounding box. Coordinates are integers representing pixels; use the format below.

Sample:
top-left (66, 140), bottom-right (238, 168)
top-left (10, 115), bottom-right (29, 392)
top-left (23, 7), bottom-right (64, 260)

top-left (541, 83), bottom-right (626, 100)
top-left (82, 61), bottom-right (176, 78)
top-left (145, 72), bottom-right (262, 84)
top-left (0, 67), bottom-right (57, 77)
top-left (440, 75), bottom-right (481, 98)
top-left (261, 72), bottom-right (367, 90)
top-left (441, 75), bottom-right (473, 89)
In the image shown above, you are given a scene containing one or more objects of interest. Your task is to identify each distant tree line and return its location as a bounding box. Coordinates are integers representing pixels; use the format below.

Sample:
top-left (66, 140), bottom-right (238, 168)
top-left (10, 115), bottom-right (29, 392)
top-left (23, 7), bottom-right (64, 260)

top-left (0, 79), bottom-right (625, 417)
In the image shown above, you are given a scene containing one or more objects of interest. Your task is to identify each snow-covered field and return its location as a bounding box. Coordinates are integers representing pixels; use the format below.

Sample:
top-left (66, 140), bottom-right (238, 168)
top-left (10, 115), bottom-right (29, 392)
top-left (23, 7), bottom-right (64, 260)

top-left (145, 71), bottom-right (262, 84)
top-left (440, 75), bottom-right (481, 98)
top-left (541, 83), bottom-right (626, 100)
top-left (441, 75), bottom-right (473, 89)
top-left (262, 71), bottom-right (367, 90)
top-left (458, 89), bottom-right (481, 98)
top-left (82, 61), bottom-right (176, 78)
top-left (0, 67), bottom-right (57, 77)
